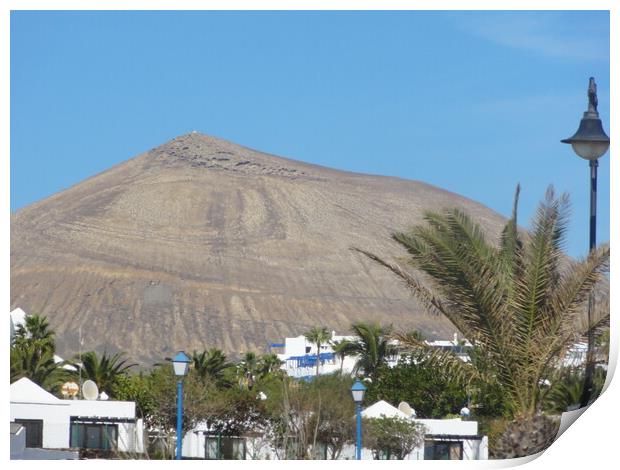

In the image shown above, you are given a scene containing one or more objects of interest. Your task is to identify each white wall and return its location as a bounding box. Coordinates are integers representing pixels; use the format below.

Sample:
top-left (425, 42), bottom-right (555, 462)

top-left (10, 398), bottom-right (142, 452)
top-left (11, 402), bottom-right (72, 448)
top-left (462, 437), bottom-right (488, 460)
top-left (182, 430), bottom-right (206, 459)
top-left (417, 418), bottom-right (478, 435)
top-left (180, 430), bottom-right (486, 460)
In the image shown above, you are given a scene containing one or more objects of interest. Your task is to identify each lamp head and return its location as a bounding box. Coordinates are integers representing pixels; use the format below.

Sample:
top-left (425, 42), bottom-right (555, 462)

top-left (172, 351), bottom-right (191, 376)
top-left (351, 379), bottom-right (367, 403)
top-left (562, 77), bottom-right (610, 160)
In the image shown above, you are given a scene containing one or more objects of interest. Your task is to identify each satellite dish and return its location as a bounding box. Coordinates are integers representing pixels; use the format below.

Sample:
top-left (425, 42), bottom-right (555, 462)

top-left (398, 401), bottom-right (413, 417)
top-left (82, 380), bottom-right (99, 400)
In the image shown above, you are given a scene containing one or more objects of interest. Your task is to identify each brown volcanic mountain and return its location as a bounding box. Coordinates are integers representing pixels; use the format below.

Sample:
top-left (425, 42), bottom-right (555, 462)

top-left (11, 133), bottom-right (507, 364)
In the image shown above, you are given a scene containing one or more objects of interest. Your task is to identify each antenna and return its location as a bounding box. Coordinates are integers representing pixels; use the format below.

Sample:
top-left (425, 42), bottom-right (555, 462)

top-left (82, 380), bottom-right (99, 400)
top-left (78, 326), bottom-right (83, 391)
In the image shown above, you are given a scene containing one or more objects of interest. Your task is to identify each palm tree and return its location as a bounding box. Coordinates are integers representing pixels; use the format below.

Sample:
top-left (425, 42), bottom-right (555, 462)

top-left (304, 327), bottom-right (331, 376)
top-left (10, 345), bottom-right (67, 393)
top-left (543, 367), bottom-right (606, 414)
top-left (354, 186), bottom-right (609, 419)
top-left (336, 322), bottom-right (399, 380)
top-left (191, 348), bottom-right (233, 387)
top-left (71, 351), bottom-right (136, 396)
top-left (237, 352), bottom-right (259, 389)
top-left (11, 313), bottom-right (66, 393)
top-left (13, 314), bottom-right (56, 355)
top-left (258, 353), bottom-right (284, 378)
top-left (330, 339), bottom-right (348, 374)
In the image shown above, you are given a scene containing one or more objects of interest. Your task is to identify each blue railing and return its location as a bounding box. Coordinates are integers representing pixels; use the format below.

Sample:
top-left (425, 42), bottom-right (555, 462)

top-left (286, 353), bottom-right (335, 368)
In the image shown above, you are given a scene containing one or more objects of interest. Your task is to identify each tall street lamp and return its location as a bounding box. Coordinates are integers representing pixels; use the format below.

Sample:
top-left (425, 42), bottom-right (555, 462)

top-left (351, 379), bottom-right (367, 460)
top-left (172, 351), bottom-right (191, 460)
top-left (561, 77), bottom-right (610, 408)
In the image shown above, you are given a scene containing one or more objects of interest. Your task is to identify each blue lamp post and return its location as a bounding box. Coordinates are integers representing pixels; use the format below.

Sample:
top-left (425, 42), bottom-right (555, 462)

top-left (351, 379), bottom-right (367, 460)
top-left (172, 351), bottom-right (191, 460)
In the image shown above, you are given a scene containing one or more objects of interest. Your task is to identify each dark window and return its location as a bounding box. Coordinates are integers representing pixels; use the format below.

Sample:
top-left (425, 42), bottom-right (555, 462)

top-left (424, 440), bottom-right (463, 460)
top-left (14, 419), bottom-right (43, 448)
top-left (70, 423), bottom-right (118, 450)
top-left (305, 346), bottom-right (311, 353)
top-left (205, 436), bottom-right (246, 460)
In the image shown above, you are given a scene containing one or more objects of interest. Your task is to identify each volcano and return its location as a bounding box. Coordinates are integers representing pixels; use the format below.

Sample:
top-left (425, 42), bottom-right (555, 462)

top-left (11, 133), bottom-right (507, 363)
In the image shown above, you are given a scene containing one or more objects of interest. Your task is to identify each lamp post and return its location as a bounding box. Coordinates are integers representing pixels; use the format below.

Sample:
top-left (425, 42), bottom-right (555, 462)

top-left (351, 379), bottom-right (367, 460)
top-left (172, 351), bottom-right (191, 460)
top-left (561, 77), bottom-right (610, 408)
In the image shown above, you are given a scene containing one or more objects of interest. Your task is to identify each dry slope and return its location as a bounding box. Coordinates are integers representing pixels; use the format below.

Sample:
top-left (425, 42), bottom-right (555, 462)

top-left (11, 132), bottom-right (507, 363)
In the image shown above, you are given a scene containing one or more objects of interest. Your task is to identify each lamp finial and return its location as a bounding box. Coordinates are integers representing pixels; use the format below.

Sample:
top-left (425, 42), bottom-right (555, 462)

top-left (588, 77), bottom-right (598, 114)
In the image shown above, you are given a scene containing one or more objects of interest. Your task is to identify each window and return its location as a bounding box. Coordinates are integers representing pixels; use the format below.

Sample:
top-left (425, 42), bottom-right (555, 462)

top-left (424, 440), bottom-right (463, 460)
top-left (14, 419), bottom-right (43, 448)
top-left (205, 436), bottom-right (246, 460)
top-left (70, 423), bottom-right (118, 450)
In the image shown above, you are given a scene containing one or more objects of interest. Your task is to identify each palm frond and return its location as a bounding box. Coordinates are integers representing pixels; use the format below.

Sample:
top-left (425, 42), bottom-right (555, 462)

top-left (392, 331), bottom-right (491, 389)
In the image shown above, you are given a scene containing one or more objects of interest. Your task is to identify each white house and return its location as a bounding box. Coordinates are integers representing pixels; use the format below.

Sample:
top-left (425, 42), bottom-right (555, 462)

top-left (273, 329), bottom-right (592, 381)
top-left (351, 400), bottom-right (487, 460)
top-left (10, 422), bottom-right (79, 460)
top-left (10, 378), bottom-right (145, 457)
top-left (274, 332), bottom-right (359, 378)
top-left (273, 331), bottom-right (471, 378)
top-left (180, 399), bottom-right (487, 460)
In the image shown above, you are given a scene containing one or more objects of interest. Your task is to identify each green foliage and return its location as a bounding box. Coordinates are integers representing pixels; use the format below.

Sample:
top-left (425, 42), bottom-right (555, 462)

top-left (70, 351), bottom-right (136, 396)
top-left (364, 356), bottom-right (467, 418)
top-left (261, 373), bottom-right (355, 459)
top-left (13, 314), bottom-right (56, 355)
top-left (10, 345), bottom-right (69, 394)
top-left (362, 415), bottom-right (425, 460)
top-left (235, 352), bottom-right (286, 389)
top-left (356, 186), bottom-right (610, 419)
top-left (236, 351), bottom-right (259, 389)
top-left (543, 367), bottom-right (606, 414)
top-left (311, 374), bottom-right (356, 459)
top-left (191, 348), bottom-right (234, 387)
top-left (257, 353), bottom-right (285, 379)
top-left (335, 322), bottom-right (399, 380)
top-left (10, 314), bottom-right (68, 393)
top-left (202, 386), bottom-right (268, 436)
top-left (304, 327), bottom-right (332, 376)
top-left (141, 363), bottom-right (211, 434)
top-left (111, 372), bottom-right (156, 419)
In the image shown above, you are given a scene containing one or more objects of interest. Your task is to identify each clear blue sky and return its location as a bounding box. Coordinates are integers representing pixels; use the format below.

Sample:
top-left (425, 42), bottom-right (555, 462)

top-left (10, 10), bottom-right (610, 258)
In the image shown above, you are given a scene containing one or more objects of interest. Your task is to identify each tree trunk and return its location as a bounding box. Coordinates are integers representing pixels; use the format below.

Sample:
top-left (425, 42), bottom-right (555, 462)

top-left (316, 341), bottom-right (321, 376)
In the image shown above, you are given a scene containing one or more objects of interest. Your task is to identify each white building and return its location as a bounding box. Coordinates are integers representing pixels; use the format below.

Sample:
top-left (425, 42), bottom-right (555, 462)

top-left (273, 331), bottom-right (471, 378)
top-left (274, 332), bottom-right (364, 378)
top-left (355, 400), bottom-right (487, 460)
top-left (10, 378), bottom-right (145, 457)
top-left (180, 399), bottom-right (487, 460)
